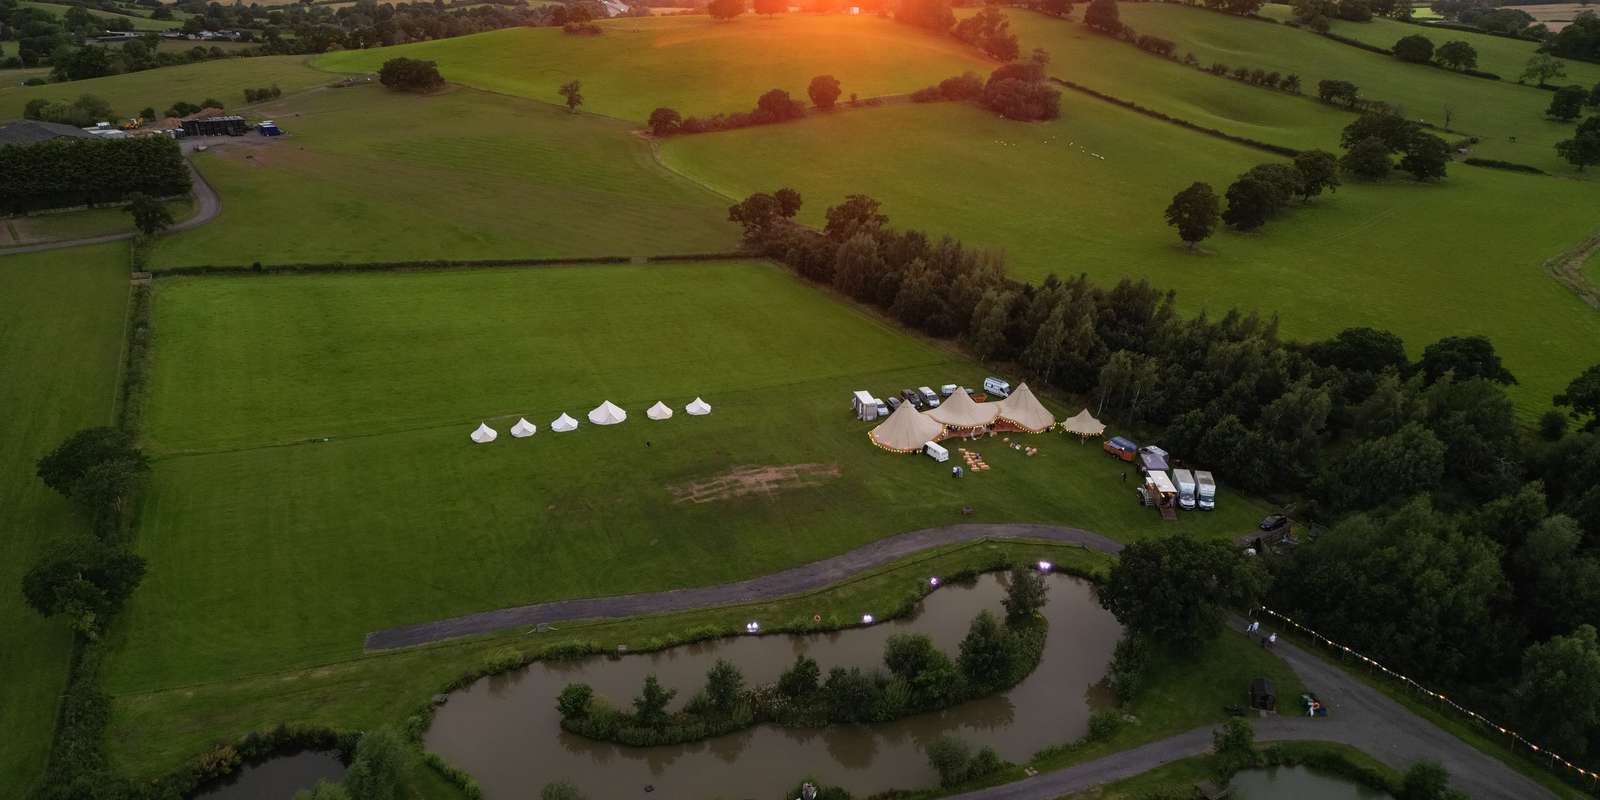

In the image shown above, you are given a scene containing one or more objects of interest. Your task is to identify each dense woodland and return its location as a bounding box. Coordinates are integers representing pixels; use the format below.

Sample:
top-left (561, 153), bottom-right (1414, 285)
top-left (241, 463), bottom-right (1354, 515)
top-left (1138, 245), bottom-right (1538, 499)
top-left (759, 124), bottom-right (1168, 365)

top-left (0, 136), bottom-right (189, 213)
top-left (731, 186), bottom-right (1600, 765)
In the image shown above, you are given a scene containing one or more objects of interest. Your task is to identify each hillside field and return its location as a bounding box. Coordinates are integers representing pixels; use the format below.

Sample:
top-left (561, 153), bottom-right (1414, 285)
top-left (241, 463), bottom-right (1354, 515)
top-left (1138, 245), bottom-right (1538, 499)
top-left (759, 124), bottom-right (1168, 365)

top-left (20, 0), bottom-right (181, 30)
top-left (0, 245), bottom-right (132, 793)
top-left (0, 55), bottom-right (328, 120)
top-left (1115, 3), bottom-right (1586, 174)
top-left (151, 83), bottom-right (738, 265)
top-left (659, 99), bottom-right (1600, 416)
top-left (312, 14), bottom-right (991, 122)
top-left (103, 260), bottom-right (1266, 697)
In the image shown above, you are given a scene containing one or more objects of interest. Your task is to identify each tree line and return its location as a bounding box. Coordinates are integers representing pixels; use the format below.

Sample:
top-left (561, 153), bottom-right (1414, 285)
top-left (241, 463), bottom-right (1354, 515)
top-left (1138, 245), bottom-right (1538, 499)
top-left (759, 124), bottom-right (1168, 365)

top-left (0, 135), bottom-right (190, 215)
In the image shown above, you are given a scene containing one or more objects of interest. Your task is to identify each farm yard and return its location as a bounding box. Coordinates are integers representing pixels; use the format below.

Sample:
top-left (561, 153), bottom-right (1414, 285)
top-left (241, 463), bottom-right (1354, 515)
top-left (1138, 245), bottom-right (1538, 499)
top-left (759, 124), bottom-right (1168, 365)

top-left (5, 3), bottom-right (1600, 800)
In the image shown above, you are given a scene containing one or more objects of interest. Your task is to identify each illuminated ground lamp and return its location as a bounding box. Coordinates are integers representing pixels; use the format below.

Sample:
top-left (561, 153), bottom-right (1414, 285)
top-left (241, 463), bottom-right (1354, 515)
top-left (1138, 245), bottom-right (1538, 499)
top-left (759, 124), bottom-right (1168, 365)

top-left (928, 576), bottom-right (940, 588)
top-left (1037, 560), bottom-right (1053, 572)
top-left (746, 621), bottom-right (761, 634)
top-left (861, 614), bottom-right (874, 624)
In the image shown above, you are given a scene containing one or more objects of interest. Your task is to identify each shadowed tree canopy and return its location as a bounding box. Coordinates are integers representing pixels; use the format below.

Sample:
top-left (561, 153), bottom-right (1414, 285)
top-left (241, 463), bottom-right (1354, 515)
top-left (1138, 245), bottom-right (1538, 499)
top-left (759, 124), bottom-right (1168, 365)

top-left (378, 57), bottom-right (444, 92)
top-left (1098, 536), bottom-right (1266, 650)
top-left (1419, 335), bottom-right (1516, 385)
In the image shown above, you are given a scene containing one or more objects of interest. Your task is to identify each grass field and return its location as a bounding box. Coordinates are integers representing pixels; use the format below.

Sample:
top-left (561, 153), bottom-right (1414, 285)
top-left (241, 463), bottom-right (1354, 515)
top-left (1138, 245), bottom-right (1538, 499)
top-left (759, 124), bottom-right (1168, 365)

top-left (1258, 2), bottom-right (1600, 86)
top-left (0, 55), bottom-right (328, 121)
top-left (20, 0), bottom-right (181, 30)
top-left (1, 199), bottom-right (192, 248)
top-left (103, 260), bottom-right (1267, 698)
top-left (151, 83), bottom-right (737, 265)
top-left (0, 244), bottom-right (132, 793)
top-left (1114, 3), bottom-right (1586, 174)
top-left (659, 100), bottom-right (1600, 417)
top-left (312, 14), bottom-right (991, 123)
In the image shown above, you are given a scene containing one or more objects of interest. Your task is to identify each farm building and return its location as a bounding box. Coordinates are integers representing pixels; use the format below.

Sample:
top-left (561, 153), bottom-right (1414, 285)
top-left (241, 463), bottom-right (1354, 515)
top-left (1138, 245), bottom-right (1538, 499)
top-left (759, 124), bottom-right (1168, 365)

top-left (181, 115), bottom-right (247, 137)
top-left (0, 120), bottom-right (94, 146)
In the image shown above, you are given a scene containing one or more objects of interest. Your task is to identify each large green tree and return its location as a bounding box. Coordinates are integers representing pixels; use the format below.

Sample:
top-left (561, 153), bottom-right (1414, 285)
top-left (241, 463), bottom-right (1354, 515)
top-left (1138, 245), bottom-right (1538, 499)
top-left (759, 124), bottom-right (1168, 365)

top-left (1556, 363), bottom-right (1600, 431)
top-left (1548, 84), bottom-right (1589, 121)
top-left (1515, 625), bottom-right (1600, 759)
top-left (22, 537), bottom-right (147, 637)
top-left (1164, 181), bottom-right (1220, 249)
top-left (1098, 536), bottom-right (1265, 650)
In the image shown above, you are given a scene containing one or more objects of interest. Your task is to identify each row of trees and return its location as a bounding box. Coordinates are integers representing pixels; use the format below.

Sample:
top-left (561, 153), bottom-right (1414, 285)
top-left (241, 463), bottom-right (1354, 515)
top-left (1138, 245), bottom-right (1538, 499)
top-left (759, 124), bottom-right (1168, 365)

top-left (557, 569), bottom-right (1048, 745)
top-left (0, 135), bottom-right (190, 215)
top-left (1338, 109), bottom-right (1452, 179)
top-left (1391, 33), bottom-right (1481, 72)
top-left (647, 75), bottom-right (843, 136)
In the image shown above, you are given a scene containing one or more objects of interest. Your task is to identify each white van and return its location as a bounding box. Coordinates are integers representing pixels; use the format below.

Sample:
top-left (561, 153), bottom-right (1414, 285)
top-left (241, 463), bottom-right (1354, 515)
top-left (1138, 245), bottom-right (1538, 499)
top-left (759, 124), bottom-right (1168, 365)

top-left (983, 376), bottom-right (1012, 398)
top-left (923, 441), bottom-right (949, 462)
top-left (919, 386), bottom-right (941, 408)
top-left (1173, 468), bottom-right (1197, 511)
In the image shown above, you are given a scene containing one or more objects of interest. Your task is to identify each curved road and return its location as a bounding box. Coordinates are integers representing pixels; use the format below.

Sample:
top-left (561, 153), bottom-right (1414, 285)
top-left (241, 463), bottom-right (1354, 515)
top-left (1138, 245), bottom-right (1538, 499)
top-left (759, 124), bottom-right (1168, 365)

top-left (373, 522), bottom-right (1555, 800)
top-left (0, 148), bottom-right (220, 256)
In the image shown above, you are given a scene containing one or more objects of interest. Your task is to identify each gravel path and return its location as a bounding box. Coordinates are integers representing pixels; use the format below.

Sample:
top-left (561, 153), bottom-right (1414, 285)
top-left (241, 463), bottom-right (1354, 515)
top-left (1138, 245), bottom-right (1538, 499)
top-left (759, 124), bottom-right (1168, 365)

top-left (0, 148), bottom-right (220, 256)
top-left (364, 523), bottom-right (1119, 650)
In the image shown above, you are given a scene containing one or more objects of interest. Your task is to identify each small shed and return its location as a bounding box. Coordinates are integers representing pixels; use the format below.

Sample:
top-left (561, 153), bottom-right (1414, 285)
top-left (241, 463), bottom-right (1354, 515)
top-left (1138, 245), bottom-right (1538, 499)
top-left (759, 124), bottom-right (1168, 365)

top-left (181, 115), bottom-right (247, 137)
top-left (258, 120), bottom-right (282, 137)
top-left (1249, 677), bottom-right (1276, 711)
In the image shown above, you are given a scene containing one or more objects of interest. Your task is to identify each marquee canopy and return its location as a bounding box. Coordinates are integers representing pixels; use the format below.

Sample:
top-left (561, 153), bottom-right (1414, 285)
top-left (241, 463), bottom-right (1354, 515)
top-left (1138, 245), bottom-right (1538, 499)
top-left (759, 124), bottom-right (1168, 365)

top-left (868, 402), bottom-right (943, 452)
top-left (926, 388), bottom-right (998, 429)
top-left (1061, 408), bottom-right (1105, 438)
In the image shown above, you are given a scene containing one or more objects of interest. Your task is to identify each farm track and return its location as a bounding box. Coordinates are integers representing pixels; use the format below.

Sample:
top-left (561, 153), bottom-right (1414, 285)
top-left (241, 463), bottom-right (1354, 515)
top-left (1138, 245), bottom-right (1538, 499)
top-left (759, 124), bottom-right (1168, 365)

top-left (370, 521), bottom-right (1555, 800)
top-left (1544, 232), bottom-right (1600, 310)
top-left (0, 150), bottom-right (220, 256)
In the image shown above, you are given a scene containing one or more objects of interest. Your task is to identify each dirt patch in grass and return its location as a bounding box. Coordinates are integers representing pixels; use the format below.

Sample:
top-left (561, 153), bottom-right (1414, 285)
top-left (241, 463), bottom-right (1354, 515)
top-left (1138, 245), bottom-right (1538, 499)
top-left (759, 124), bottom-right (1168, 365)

top-left (670, 463), bottom-right (840, 504)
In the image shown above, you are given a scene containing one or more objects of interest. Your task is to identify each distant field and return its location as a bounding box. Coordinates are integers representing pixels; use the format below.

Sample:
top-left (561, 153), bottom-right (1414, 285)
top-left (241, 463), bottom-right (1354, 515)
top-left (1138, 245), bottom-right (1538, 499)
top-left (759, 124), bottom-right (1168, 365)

top-left (660, 100), bottom-right (1600, 417)
top-left (151, 83), bottom-right (737, 266)
top-left (0, 244), bottom-right (131, 794)
top-left (1001, 9), bottom-right (1351, 152)
top-left (1505, 3), bottom-right (1593, 32)
top-left (104, 260), bottom-right (1266, 695)
top-left (312, 14), bottom-right (992, 122)
top-left (1258, 2), bottom-right (1600, 86)
top-left (0, 55), bottom-right (328, 120)
top-left (20, 0), bottom-right (181, 29)
top-left (1116, 3), bottom-right (1585, 174)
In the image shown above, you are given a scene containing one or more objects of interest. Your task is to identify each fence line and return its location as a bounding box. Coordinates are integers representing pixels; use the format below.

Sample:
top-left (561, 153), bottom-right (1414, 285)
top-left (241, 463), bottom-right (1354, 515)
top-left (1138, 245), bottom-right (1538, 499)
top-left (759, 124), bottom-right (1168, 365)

top-left (1255, 605), bottom-right (1600, 794)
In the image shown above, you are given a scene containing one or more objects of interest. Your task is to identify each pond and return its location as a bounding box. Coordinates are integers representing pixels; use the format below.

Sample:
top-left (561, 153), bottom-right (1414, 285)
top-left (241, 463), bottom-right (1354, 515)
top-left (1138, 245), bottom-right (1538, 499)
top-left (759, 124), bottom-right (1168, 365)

top-left (424, 571), bottom-right (1121, 799)
top-left (1230, 765), bottom-right (1395, 800)
top-left (192, 750), bottom-right (345, 800)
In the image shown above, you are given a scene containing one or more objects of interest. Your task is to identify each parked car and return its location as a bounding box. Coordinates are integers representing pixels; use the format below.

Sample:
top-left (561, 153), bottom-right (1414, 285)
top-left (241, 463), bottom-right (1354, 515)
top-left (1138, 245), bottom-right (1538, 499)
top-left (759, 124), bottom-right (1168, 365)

top-left (887, 396), bottom-right (903, 412)
top-left (940, 383), bottom-right (959, 397)
top-left (901, 388), bottom-right (925, 409)
top-left (918, 386), bottom-right (941, 408)
top-left (1258, 514), bottom-right (1289, 532)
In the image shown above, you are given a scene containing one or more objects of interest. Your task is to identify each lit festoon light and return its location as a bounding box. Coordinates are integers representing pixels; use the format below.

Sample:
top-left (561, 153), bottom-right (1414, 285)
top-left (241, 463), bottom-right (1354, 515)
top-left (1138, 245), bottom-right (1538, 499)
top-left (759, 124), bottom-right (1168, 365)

top-left (928, 576), bottom-right (940, 587)
top-left (1037, 560), bottom-right (1053, 572)
top-left (861, 614), bottom-right (874, 624)
top-left (746, 621), bottom-right (761, 634)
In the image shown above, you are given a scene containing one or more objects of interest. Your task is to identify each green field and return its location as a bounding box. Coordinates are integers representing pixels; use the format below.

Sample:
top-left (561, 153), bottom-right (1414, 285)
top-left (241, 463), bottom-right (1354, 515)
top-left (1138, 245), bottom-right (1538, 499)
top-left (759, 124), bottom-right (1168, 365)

top-left (152, 83), bottom-right (737, 265)
top-left (312, 14), bottom-right (991, 123)
top-left (1258, 2), bottom-right (1600, 87)
top-left (0, 244), bottom-right (132, 793)
top-left (0, 54), bottom-right (328, 120)
top-left (1, 199), bottom-right (192, 248)
top-left (20, 0), bottom-right (181, 30)
top-left (103, 260), bottom-right (1266, 697)
top-left (997, 10), bottom-right (1350, 151)
top-left (1114, 3), bottom-right (1584, 174)
top-left (660, 99), bottom-right (1600, 416)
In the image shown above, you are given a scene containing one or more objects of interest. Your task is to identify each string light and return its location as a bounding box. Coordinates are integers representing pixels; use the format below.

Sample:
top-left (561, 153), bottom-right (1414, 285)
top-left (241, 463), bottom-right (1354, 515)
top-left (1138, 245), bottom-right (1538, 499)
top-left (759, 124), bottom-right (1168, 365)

top-left (1255, 605), bottom-right (1598, 787)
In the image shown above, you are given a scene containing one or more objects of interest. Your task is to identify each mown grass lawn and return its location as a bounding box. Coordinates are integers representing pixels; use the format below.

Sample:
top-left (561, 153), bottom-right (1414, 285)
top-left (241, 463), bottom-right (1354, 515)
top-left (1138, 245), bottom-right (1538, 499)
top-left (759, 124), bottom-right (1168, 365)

top-left (659, 100), bottom-right (1600, 417)
top-left (312, 14), bottom-right (991, 123)
top-left (104, 260), bottom-right (1267, 699)
top-left (2, 198), bottom-right (192, 248)
top-left (1114, 3), bottom-right (1587, 174)
top-left (0, 244), bottom-right (132, 793)
top-left (0, 55), bottom-right (329, 120)
top-left (1257, 3), bottom-right (1600, 89)
top-left (150, 83), bottom-right (738, 266)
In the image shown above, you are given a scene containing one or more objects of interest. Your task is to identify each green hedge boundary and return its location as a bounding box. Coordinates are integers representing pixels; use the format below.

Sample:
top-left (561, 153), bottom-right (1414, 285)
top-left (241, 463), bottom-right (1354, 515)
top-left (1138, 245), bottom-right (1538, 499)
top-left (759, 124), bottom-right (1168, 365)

top-left (1049, 78), bottom-right (1302, 157)
top-left (145, 252), bottom-right (754, 277)
top-left (1463, 157), bottom-right (1547, 174)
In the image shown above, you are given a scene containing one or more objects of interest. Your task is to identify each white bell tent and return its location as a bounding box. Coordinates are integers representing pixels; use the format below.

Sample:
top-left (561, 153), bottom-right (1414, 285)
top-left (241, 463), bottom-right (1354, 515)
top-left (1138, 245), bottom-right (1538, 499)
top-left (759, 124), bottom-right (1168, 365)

top-left (685, 397), bottom-right (712, 416)
top-left (509, 418), bottom-right (537, 438)
top-left (469, 422), bottom-right (498, 444)
top-left (646, 401), bottom-right (673, 421)
top-left (550, 413), bottom-right (579, 433)
top-left (588, 400), bottom-right (627, 425)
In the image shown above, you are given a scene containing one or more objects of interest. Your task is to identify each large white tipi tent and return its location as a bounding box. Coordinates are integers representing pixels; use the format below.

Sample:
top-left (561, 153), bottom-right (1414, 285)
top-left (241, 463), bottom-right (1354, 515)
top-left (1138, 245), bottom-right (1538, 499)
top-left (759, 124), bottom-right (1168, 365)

top-left (646, 401), bottom-right (673, 421)
top-left (469, 422), bottom-right (498, 444)
top-left (588, 400), bottom-right (627, 425)
top-left (996, 383), bottom-right (1055, 433)
top-left (868, 402), bottom-right (944, 452)
top-left (926, 388), bottom-right (998, 431)
top-left (509, 418), bottom-right (537, 438)
top-left (1061, 408), bottom-right (1105, 439)
top-left (550, 413), bottom-right (579, 433)
top-left (685, 397), bottom-right (712, 416)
